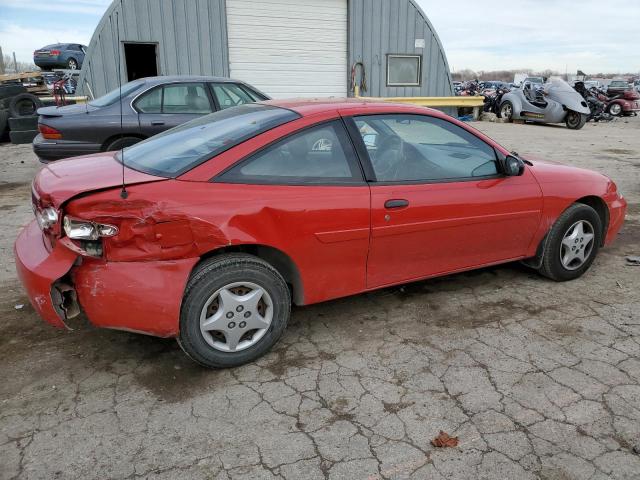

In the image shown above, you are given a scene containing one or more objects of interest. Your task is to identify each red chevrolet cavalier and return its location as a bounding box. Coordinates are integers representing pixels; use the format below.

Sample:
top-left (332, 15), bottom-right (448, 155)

top-left (16, 100), bottom-right (626, 368)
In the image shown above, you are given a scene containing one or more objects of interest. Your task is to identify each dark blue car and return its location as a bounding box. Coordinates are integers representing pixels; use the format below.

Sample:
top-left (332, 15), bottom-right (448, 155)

top-left (33, 43), bottom-right (87, 71)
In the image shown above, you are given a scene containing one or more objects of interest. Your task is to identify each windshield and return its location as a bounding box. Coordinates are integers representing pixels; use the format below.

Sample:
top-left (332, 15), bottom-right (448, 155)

top-left (544, 77), bottom-right (575, 93)
top-left (118, 103), bottom-right (300, 177)
top-left (89, 80), bottom-right (145, 107)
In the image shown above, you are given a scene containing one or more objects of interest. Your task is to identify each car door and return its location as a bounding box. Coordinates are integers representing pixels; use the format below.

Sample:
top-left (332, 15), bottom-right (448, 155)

top-left (215, 119), bottom-right (371, 303)
top-left (346, 113), bottom-right (543, 289)
top-left (135, 82), bottom-right (214, 137)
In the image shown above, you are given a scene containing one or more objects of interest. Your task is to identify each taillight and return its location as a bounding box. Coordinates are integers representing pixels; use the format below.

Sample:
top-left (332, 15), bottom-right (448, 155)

top-left (39, 124), bottom-right (62, 140)
top-left (50, 50), bottom-right (61, 56)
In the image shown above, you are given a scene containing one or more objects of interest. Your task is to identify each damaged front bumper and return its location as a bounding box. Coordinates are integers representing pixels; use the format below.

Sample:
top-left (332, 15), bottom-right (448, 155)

top-left (14, 220), bottom-right (78, 328)
top-left (15, 220), bottom-right (199, 337)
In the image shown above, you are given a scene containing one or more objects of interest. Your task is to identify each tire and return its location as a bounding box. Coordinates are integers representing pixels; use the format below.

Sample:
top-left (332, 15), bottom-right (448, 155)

top-left (608, 103), bottom-right (623, 116)
top-left (8, 93), bottom-right (43, 118)
top-left (178, 253), bottom-right (291, 368)
top-left (0, 110), bottom-right (8, 139)
top-left (499, 101), bottom-right (513, 122)
top-left (67, 58), bottom-right (78, 70)
top-left (9, 130), bottom-right (38, 144)
top-left (105, 136), bottom-right (143, 151)
top-left (9, 116), bottom-right (38, 131)
top-left (538, 204), bottom-right (602, 282)
top-left (0, 84), bottom-right (27, 100)
top-left (565, 111), bottom-right (587, 130)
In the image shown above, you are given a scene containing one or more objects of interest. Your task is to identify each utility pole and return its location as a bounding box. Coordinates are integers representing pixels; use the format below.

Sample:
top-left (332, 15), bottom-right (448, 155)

top-left (13, 52), bottom-right (18, 73)
top-left (0, 45), bottom-right (5, 74)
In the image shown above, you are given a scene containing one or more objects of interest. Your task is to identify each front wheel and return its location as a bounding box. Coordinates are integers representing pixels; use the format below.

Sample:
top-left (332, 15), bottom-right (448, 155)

top-left (178, 254), bottom-right (291, 368)
top-left (67, 58), bottom-right (78, 70)
top-left (538, 204), bottom-right (602, 281)
top-left (565, 111), bottom-right (587, 130)
top-left (499, 101), bottom-right (513, 121)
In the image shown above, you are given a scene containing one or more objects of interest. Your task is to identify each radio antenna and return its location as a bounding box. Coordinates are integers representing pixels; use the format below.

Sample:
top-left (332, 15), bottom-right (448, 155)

top-left (115, 4), bottom-right (128, 199)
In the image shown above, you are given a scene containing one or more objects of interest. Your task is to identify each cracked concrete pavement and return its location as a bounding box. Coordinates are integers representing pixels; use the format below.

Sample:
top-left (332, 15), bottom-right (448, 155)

top-left (1, 118), bottom-right (639, 479)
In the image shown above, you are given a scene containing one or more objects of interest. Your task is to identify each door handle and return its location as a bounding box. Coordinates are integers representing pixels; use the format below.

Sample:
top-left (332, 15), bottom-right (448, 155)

top-left (151, 121), bottom-right (165, 126)
top-left (384, 199), bottom-right (409, 209)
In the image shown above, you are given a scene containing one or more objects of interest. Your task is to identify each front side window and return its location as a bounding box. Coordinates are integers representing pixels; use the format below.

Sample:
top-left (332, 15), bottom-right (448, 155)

top-left (387, 55), bottom-right (421, 86)
top-left (162, 83), bottom-right (212, 114)
top-left (212, 83), bottom-right (261, 110)
top-left (218, 121), bottom-right (362, 184)
top-left (119, 104), bottom-right (300, 177)
top-left (354, 114), bottom-right (498, 182)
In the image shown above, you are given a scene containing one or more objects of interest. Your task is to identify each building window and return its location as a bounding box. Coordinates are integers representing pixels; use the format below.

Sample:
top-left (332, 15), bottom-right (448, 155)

top-left (387, 55), bottom-right (422, 87)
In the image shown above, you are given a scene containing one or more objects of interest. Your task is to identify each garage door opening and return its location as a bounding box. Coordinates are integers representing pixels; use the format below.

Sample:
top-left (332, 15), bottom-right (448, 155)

top-left (123, 43), bottom-right (158, 81)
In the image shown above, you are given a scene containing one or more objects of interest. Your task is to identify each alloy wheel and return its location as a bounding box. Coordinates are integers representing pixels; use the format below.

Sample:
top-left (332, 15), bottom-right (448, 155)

top-left (199, 282), bottom-right (273, 352)
top-left (501, 103), bottom-right (512, 119)
top-left (560, 220), bottom-right (595, 271)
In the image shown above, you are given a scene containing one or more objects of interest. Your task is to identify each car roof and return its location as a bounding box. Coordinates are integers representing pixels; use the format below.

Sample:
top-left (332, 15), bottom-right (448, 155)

top-left (138, 75), bottom-right (247, 85)
top-left (261, 97), bottom-right (444, 117)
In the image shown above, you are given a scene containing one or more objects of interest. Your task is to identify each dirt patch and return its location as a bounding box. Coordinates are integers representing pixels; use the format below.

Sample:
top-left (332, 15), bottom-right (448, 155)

top-left (602, 148), bottom-right (637, 156)
top-left (0, 181), bottom-right (28, 193)
top-left (265, 346), bottom-right (336, 377)
top-left (131, 338), bottom-right (222, 403)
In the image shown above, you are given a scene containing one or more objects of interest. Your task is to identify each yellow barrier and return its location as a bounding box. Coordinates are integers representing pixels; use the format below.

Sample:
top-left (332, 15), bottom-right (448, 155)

top-left (354, 86), bottom-right (484, 119)
top-left (39, 95), bottom-right (90, 104)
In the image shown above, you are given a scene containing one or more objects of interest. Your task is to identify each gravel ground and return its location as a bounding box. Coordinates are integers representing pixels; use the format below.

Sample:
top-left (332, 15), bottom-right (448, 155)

top-left (1, 117), bottom-right (639, 480)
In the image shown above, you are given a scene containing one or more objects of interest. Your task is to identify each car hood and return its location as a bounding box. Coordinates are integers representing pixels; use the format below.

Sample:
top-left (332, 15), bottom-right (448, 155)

top-left (522, 154), bottom-right (609, 185)
top-left (37, 103), bottom-right (99, 118)
top-left (33, 152), bottom-right (167, 207)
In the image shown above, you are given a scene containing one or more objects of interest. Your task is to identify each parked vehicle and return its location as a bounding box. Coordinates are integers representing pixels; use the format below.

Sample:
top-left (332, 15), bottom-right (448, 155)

top-left (16, 100), bottom-right (626, 368)
top-left (34, 44), bottom-right (87, 71)
top-left (598, 88), bottom-right (640, 117)
top-left (483, 86), bottom-right (510, 115)
top-left (573, 82), bottom-right (612, 123)
top-left (521, 76), bottom-right (544, 86)
top-left (500, 78), bottom-right (590, 129)
top-left (33, 76), bottom-right (269, 161)
top-left (606, 80), bottom-right (631, 96)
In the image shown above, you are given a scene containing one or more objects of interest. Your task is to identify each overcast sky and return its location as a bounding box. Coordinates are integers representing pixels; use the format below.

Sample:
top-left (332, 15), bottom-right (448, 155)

top-left (0, 0), bottom-right (638, 74)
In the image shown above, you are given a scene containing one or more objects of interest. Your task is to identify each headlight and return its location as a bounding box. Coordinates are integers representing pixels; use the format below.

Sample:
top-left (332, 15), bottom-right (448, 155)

top-left (35, 207), bottom-right (59, 231)
top-left (63, 217), bottom-right (118, 240)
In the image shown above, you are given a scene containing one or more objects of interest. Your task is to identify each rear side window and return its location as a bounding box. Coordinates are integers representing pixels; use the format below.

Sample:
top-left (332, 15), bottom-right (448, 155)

top-left (218, 120), bottom-right (363, 185)
top-left (119, 104), bottom-right (300, 177)
top-left (212, 83), bottom-right (261, 110)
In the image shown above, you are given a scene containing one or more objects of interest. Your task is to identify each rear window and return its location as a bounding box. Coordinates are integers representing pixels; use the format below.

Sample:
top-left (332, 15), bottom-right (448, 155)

top-left (118, 104), bottom-right (300, 177)
top-left (89, 80), bottom-right (145, 107)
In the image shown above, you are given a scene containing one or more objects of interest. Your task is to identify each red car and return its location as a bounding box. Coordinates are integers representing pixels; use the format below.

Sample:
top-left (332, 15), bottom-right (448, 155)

top-left (15, 100), bottom-right (627, 368)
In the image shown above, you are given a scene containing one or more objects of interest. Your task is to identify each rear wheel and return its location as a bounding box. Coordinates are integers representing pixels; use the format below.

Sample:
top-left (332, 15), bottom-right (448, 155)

top-left (499, 101), bottom-right (513, 121)
top-left (608, 103), bottom-right (623, 116)
top-left (105, 136), bottom-right (142, 151)
top-left (178, 254), bottom-right (291, 368)
top-left (565, 111), bottom-right (587, 130)
top-left (538, 204), bottom-right (602, 281)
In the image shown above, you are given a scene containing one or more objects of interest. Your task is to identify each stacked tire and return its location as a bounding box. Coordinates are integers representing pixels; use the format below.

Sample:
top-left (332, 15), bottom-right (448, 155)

top-left (0, 85), bottom-right (42, 145)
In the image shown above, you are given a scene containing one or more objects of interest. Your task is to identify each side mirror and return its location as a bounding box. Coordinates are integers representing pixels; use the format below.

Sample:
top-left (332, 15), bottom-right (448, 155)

top-left (504, 155), bottom-right (525, 176)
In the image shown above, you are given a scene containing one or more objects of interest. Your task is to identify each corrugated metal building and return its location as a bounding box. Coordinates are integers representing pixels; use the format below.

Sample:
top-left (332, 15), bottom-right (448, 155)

top-left (78, 0), bottom-right (453, 100)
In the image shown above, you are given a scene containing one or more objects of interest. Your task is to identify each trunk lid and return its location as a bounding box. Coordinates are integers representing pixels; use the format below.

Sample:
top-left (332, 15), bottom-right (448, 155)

top-left (37, 104), bottom-right (98, 119)
top-left (33, 152), bottom-right (167, 207)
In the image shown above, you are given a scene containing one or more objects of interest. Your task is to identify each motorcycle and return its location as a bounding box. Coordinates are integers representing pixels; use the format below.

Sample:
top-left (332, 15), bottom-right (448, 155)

top-left (593, 88), bottom-right (640, 117)
top-left (499, 77), bottom-right (590, 130)
top-left (574, 82), bottom-right (612, 123)
top-left (483, 87), bottom-right (510, 115)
